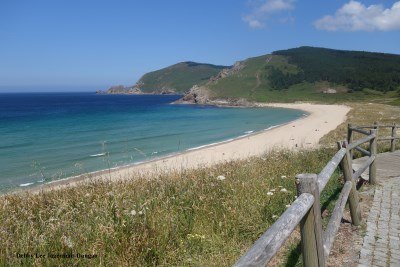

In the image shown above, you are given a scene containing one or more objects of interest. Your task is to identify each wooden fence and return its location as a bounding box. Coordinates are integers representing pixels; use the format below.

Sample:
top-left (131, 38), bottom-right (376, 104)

top-left (234, 122), bottom-right (399, 267)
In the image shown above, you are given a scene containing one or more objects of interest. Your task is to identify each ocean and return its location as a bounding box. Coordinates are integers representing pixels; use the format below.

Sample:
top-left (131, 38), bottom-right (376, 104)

top-left (0, 92), bottom-right (304, 191)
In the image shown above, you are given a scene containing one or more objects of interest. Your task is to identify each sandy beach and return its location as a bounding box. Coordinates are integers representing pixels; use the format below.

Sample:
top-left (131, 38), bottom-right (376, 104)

top-left (29, 103), bottom-right (350, 192)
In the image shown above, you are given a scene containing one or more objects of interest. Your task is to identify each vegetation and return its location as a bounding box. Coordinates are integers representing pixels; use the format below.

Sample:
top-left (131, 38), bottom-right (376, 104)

top-left (123, 47), bottom-right (400, 104)
top-left (321, 102), bottom-right (400, 148)
top-left (137, 62), bottom-right (227, 92)
top-left (208, 54), bottom-right (297, 101)
top-left (0, 148), bottom-right (341, 266)
top-left (1, 103), bottom-right (399, 266)
top-left (273, 47), bottom-right (400, 92)
top-left (203, 47), bottom-right (400, 104)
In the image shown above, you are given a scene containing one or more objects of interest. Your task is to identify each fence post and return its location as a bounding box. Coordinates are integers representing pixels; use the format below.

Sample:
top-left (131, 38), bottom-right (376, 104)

top-left (337, 141), bottom-right (361, 226)
top-left (391, 123), bottom-right (397, 152)
top-left (373, 121), bottom-right (378, 131)
top-left (296, 174), bottom-right (325, 267)
top-left (347, 123), bottom-right (354, 159)
top-left (369, 129), bottom-right (377, 184)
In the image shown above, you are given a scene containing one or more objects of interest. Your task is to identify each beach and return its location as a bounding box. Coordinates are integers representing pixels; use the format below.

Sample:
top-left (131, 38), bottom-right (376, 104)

top-left (26, 102), bottom-right (350, 192)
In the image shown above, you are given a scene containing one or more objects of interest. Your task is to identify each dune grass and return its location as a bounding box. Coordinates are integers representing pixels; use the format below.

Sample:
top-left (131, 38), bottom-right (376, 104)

top-left (0, 148), bottom-right (342, 266)
top-left (321, 102), bottom-right (400, 147)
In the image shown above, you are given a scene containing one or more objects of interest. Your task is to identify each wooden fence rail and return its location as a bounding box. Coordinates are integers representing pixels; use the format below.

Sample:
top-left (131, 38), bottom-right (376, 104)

top-left (349, 122), bottom-right (399, 152)
top-left (234, 122), bottom-right (398, 267)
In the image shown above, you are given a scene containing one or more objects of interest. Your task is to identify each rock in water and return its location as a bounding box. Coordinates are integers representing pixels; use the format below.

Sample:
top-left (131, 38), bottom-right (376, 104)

top-left (174, 85), bottom-right (211, 104)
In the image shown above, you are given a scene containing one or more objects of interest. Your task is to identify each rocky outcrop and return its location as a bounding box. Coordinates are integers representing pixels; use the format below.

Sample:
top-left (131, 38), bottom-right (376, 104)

top-left (96, 85), bottom-right (140, 95)
top-left (96, 85), bottom-right (177, 95)
top-left (134, 81), bottom-right (144, 89)
top-left (208, 61), bottom-right (245, 84)
top-left (174, 85), bottom-right (211, 104)
top-left (174, 85), bottom-right (255, 107)
top-left (153, 87), bottom-right (177, 95)
top-left (210, 98), bottom-right (254, 107)
top-left (106, 85), bottom-right (129, 94)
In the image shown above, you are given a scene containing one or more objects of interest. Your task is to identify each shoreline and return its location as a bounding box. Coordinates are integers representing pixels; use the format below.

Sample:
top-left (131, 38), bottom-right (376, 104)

top-left (11, 102), bottom-right (350, 194)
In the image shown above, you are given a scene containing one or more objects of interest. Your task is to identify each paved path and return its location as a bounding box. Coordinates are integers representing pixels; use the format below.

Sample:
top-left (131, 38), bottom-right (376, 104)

top-left (355, 151), bottom-right (400, 266)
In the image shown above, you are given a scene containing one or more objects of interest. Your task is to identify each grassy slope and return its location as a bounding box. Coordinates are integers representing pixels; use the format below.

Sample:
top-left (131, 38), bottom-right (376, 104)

top-left (138, 62), bottom-right (227, 92)
top-left (0, 149), bottom-right (340, 266)
top-left (1, 103), bottom-right (399, 266)
top-left (321, 102), bottom-right (400, 146)
top-left (133, 47), bottom-right (400, 104)
top-left (274, 46), bottom-right (400, 92)
top-left (208, 55), bottom-right (299, 101)
top-left (207, 54), bottom-right (354, 103)
top-left (207, 48), bottom-right (400, 104)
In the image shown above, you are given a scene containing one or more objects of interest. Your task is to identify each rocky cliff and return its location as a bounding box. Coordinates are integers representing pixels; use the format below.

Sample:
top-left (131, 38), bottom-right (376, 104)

top-left (96, 85), bottom-right (177, 95)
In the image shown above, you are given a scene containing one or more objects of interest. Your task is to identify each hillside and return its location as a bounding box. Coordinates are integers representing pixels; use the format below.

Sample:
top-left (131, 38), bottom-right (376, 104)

top-left (100, 47), bottom-right (400, 103)
top-left (204, 47), bottom-right (400, 103)
top-left (135, 61), bottom-right (227, 93)
top-left (272, 47), bottom-right (400, 92)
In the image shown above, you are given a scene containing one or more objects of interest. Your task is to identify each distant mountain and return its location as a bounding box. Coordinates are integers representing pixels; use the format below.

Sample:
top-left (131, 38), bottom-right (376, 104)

top-left (101, 47), bottom-right (400, 104)
top-left (135, 61), bottom-right (228, 93)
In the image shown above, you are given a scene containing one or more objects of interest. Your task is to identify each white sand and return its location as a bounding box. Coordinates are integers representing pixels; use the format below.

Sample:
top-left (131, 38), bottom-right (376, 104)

top-left (34, 103), bottom-right (350, 191)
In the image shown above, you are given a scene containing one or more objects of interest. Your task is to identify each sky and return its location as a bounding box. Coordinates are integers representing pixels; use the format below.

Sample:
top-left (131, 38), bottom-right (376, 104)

top-left (1, 0), bottom-right (400, 92)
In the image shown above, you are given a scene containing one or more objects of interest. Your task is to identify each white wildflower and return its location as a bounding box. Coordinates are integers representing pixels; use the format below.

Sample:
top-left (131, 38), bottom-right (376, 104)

top-left (138, 211), bottom-right (143, 215)
top-left (286, 204), bottom-right (291, 208)
top-left (216, 175), bottom-right (226, 181)
top-left (280, 188), bottom-right (288, 193)
top-left (272, 215), bottom-right (278, 219)
top-left (270, 189), bottom-right (276, 192)
top-left (267, 192), bottom-right (274, 196)
top-left (130, 210), bottom-right (137, 216)
top-left (61, 235), bottom-right (74, 248)
top-left (281, 175), bottom-right (287, 179)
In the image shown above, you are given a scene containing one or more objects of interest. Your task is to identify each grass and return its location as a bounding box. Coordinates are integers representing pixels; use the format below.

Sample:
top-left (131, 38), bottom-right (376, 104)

top-left (1, 103), bottom-right (399, 266)
top-left (204, 47), bottom-right (400, 104)
top-left (0, 148), bottom-right (341, 266)
top-left (208, 55), bottom-right (299, 101)
top-left (206, 53), bottom-right (400, 105)
top-left (139, 62), bottom-right (226, 92)
top-left (321, 102), bottom-right (400, 146)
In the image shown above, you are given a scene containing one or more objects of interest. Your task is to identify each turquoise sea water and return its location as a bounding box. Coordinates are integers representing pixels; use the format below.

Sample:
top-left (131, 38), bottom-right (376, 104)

top-left (0, 93), bottom-right (304, 191)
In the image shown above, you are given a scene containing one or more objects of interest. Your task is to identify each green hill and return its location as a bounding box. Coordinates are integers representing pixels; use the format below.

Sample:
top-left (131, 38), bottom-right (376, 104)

top-left (206, 47), bottom-right (400, 103)
top-left (136, 61), bottom-right (227, 92)
top-left (272, 47), bottom-right (400, 92)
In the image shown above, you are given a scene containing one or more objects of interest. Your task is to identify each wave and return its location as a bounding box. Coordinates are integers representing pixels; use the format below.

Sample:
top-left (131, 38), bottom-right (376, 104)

top-left (90, 153), bottom-right (106, 157)
top-left (19, 182), bottom-right (34, 187)
top-left (186, 123), bottom-right (288, 152)
top-left (186, 138), bottom-right (235, 151)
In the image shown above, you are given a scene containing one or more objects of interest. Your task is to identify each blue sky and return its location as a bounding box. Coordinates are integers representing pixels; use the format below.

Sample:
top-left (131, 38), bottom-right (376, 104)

top-left (1, 0), bottom-right (400, 92)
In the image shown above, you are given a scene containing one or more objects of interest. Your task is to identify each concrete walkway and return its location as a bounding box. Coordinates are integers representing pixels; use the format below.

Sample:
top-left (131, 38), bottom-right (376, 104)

top-left (355, 151), bottom-right (400, 266)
